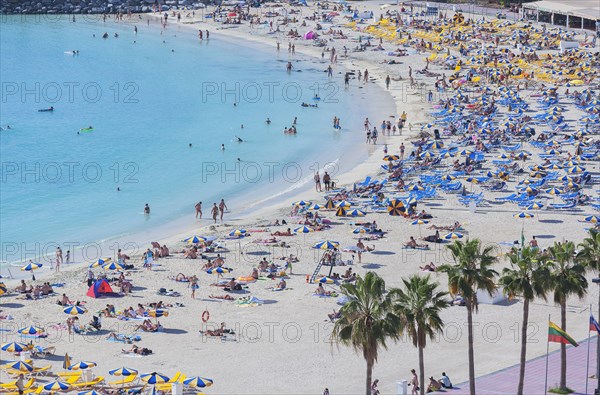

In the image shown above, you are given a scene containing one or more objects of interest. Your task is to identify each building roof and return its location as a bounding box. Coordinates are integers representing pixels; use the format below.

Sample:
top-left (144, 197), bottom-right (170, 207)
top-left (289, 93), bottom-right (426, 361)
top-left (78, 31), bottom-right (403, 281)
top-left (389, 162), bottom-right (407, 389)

top-left (523, 0), bottom-right (600, 21)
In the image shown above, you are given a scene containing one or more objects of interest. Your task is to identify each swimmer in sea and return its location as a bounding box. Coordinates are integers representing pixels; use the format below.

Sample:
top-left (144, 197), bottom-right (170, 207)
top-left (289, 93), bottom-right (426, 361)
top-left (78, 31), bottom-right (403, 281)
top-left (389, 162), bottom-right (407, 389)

top-left (236, 136), bottom-right (243, 143)
top-left (240, 124), bottom-right (243, 129)
top-left (266, 118), bottom-right (271, 124)
top-left (144, 204), bottom-right (151, 214)
top-left (237, 158), bottom-right (241, 162)
top-left (221, 144), bottom-right (225, 150)
top-left (117, 187), bottom-right (121, 191)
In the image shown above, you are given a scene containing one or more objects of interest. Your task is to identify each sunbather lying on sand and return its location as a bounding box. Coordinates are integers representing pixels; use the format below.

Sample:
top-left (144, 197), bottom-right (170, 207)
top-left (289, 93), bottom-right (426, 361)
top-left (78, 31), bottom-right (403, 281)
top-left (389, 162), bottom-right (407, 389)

top-left (328, 309), bottom-right (341, 322)
top-left (428, 221), bottom-right (463, 231)
top-left (404, 237), bottom-right (429, 249)
top-left (209, 294), bottom-right (235, 300)
top-left (271, 228), bottom-right (294, 236)
top-left (420, 262), bottom-right (437, 272)
top-left (200, 322), bottom-right (235, 337)
top-left (422, 231), bottom-right (441, 243)
top-left (122, 344), bottom-right (152, 355)
top-left (134, 319), bottom-right (161, 332)
top-left (171, 273), bottom-right (190, 282)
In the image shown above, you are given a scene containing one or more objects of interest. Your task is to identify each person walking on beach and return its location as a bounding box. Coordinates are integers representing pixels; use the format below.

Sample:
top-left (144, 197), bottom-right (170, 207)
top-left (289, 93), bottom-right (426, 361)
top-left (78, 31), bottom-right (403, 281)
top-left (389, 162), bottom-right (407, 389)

top-left (314, 172), bottom-right (322, 192)
top-left (371, 127), bottom-right (378, 144)
top-left (195, 201), bottom-right (203, 219)
top-left (327, 65), bottom-right (333, 78)
top-left (366, 129), bottom-right (371, 144)
top-left (190, 276), bottom-right (199, 299)
top-left (400, 143), bottom-right (405, 160)
top-left (385, 75), bottom-right (391, 89)
top-left (363, 69), bottom-right (369, 82)
top-left (410, 369), bottom-right (419, 395)
top-left (65, 250), bottom-right (70, 265)
top-left (56, 247), bottom-right (63, 265)
top-left (364, 117), bottom-right (371, 131)
top-left (219, 199), bottom-right (228, 221)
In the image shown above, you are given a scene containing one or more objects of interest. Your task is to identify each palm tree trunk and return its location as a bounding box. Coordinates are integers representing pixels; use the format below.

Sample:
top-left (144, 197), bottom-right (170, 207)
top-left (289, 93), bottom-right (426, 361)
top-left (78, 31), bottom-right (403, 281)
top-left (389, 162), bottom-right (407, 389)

top-left (467, 301), bottom-right (476, 395)
top-left (560, 300), bottom-right (567, 390)
top-left (517, 298), bottom-right (529, 395)
top-left (366, 359), bottom-right (373, 395)
top-left (418, 341), bottom-right (425, 395)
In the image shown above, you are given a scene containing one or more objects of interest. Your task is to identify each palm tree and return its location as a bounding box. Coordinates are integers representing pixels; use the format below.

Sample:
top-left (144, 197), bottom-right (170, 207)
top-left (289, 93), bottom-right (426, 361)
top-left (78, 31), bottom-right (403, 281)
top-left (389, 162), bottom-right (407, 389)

top-left (438, 239), bottom-right (498, 395)
top-left (331, 271), bottom-right (402, 395)
top-left (578, 229), bottom-right (600, 273)
top-left (548, 241), bottom-right (588, 391)
top-left (499, 246), bottom-right (550, 395)
top-left (390, 275), bottom-right (449, 395)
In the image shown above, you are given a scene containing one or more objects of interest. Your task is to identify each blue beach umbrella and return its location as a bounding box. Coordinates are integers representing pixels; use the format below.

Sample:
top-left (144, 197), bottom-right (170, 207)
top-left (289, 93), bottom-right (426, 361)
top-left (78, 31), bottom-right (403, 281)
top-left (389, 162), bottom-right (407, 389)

top-left (183, 377), bottom-right (214, 388)
top-left (353, 227), bottom-right (368, 234)
top-left (292, 200), bottom-right (311, 207)
top-left (206, 267), bottom-right (230, 274)
top-left (18, 326), bottom-right (45, 335)
top-left (69, 361), bottom-right (97, 371)
top-left (313, 240), bottom-right (340, 250)
top-left (336, 200), bottom-right (352, 208)
top-left (444, 232), bottom-right (463, 240)
top-left (102, 261), bottom-right (124, 271)
top-left (583, 215), bottom-right (600, 223)
top-left (228, 229), bottom-right (247, 237)
top-left (43, 380), bottom-right (71, 392)
top-left (21, 262), bottom-right (42, 271)
top-left (294, 226), bottom-right (314, 234)
top-left (88, 258), bottom-right (110, 268)
top-left (63, 305), bottom-right (87, 315)
top-left (140, 372), bottom-right (170, 385)
top-left (514, 212), bottom-right (534, 219)
top-left (109, 367), bottom-right (138, 376)
top-left (183, 235), bottom-right (207, 244)
top-left (6, 361), bottom-right (33, 372)
top-left (318, 277), bottom-right (335, 284)
top-left (346, 209), bottom-right (366, 217)
top-left (1, 341), bottom-right (29, 353)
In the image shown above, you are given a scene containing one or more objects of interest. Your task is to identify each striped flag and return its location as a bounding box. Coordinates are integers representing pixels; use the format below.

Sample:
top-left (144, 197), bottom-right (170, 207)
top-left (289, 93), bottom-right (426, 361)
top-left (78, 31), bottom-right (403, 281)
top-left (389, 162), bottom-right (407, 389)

top-left (590, 314), bottom-right (600, 334)
top-left (548, 321), bottom-right (578, 347)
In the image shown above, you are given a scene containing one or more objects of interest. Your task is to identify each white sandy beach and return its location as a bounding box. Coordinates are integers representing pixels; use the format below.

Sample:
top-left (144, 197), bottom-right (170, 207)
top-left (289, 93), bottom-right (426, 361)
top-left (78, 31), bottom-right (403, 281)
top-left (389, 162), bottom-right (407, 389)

top-left (1, 1), bottom-right (599, 394)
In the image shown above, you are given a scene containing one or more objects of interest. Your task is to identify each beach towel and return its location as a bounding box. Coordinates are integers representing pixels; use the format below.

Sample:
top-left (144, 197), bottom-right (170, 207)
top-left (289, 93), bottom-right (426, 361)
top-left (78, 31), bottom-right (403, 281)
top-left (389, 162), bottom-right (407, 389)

top-left (120, 353), bottom-right (144, 358)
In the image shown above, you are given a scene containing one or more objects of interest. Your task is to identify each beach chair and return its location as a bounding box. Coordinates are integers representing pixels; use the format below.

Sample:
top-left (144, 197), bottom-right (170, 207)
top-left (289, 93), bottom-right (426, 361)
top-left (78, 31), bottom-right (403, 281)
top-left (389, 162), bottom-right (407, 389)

top-left (31, 365), bottom-right (51, 377)
top-left (155, 373), bottom-right (186, 392)
top-left (108, 373), bottom-right (139, 387)
top-left (70, 376), bottom-right (104, 389)
top-left (57, 371), bottom-right (82, 380)
top-left (30, 346), bottom-right (55, 358)
top-left (0, 378), bottom-right (35, 391)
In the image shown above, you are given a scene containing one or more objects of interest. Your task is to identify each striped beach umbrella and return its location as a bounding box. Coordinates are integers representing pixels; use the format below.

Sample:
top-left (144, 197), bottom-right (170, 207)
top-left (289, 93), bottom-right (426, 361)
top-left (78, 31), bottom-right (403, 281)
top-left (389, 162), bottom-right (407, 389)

top-left (545, 149), bottom-right (561, 155)
top-left (21, 262), bottom-right (42, 271)
top-left (18, 326), bottom-right (45, 335)
top-left (206, 267), bottom-right (230, 274)
top-left (43, 380), bottom-right (71, 392)
top-left (583, 215), bottom-right (600, 223)
top-left (335, 207), bottom-right (347, 217)
top-left (565, 181), bottom-right (580, 189)
top-left (406, 184), bottom-right (425, 191)
top-left (1, 342), bottom-right (29, 353)
top-left (387, 199), bottom-right (406, 216)
top-left (567, 166), bottom-right (585, 174)
top-left (228, 229), bottom-right (247, 237)
top-left (89, 258), bottom-right (110, 268)
top-left (346, 209), bottom-right (366, 217)
top-left (545, 187), bottom-right (563, 195)
top-left (147, 309), bottom-right (169, 318)
top-left (294, 226), bottom-right (314, 234)
top-left (429, 141), bottom-right (444, 149)
top-left (324, 198), bottom-right (336, 209)
top-left (411, 219), bottom-right (428, 225)
top-left (102, 261), bottom-right (124, 271)
top-left (292, 200), bottom-right (311, 207)
top-left (0, 283), bottom-right (6, 296)
top-left (78, 391), bottom-right (103, 395)
top-left (183, 377), bottom-right (214, 388)
top-left (313, 240), bottom-right (339, 250)
top-left (69, 361), bottom-right (97, 371)
top-left (183, 235), bottom-right (207, 244)
top-left (444, 232), bottom-right (464, 240)
top-left (526, 203), bottom-right (544, 210)
top-left (514, 212), bottom-right (534, 219)
top-left (383, 154), bottom-right (399, 161)
top-left (63, 305), bottom-right (87, 315)
top-left (353, 227), bottom-right (368, 234)
top-left (5, 361), bottom-right (33, 372)
top-left (309, 204), bottom-right (322, 210)
top-left (318, 277), bottom-right (335, 284)
top-left (545, 163), bottom-right (563, 170)
top-left (441, 175), bottom-right (456, 181)
top-left (109, 367), bottom-right (138, 376)
top-left (336, 200), bottom-right (352, 208)
top-left (140, 372), bottom-right (170, 384)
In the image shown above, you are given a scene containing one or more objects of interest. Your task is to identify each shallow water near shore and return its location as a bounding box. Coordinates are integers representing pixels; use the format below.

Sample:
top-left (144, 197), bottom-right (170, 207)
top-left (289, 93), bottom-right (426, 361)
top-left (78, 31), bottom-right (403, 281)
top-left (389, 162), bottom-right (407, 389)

top-left (0, 15), bottom-right (395, 264)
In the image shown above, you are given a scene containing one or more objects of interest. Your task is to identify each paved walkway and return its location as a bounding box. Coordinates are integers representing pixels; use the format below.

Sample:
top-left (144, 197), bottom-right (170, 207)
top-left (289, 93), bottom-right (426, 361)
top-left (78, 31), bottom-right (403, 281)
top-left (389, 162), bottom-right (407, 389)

top-left (450, 336), bottom-right (597, 395)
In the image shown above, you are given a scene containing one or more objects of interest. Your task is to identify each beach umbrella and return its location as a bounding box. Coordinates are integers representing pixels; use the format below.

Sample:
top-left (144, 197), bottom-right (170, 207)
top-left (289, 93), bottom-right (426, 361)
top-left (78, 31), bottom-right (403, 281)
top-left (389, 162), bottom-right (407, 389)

top-left (140, 372), bottom-right (170, 385)
top-left (583, 215), bottom-right (600, 223)
top-left (441, 175), bottom-right (456, 181)
top-left (567, 166), bottom-right (585, 174)
top-left (183, 377), bottom-right (214, 388)
top-left (497, 154), bottom-right (509, 159)
top-left (5, 361), bottom-right (33, 372)
top-left (412, 219), bottom-right (428, 237)
top-left (292, 200), bottom-right (311, 207)
top-left (563, 160), bottom-right (578, 167)
top-left (324, 198), bottom-right (336, 210)
top-left (18, 326), bottom-right (45, 336)
top-left (309, 204), bottom-right (322, 210)
top-left (420, 151), bottom-right (435, 160)
top-left (206, 267), bottom-right (230, 274)
top-left (228, 229), bottom-right (247, 237)
top-left (1, 341), bottom-right (29, 353)
top-left (109, 367), bottom-right (138, 376)
top-left (147, 309), bottom-right (169, 318)
top-left (515, 152), bottom-right (529, 160)
top-left (429, 141), bottom-right (444, 149)
top-left (21, 262), bottom-right (42, 271)
top-left (383, 155), bottom-right (399, 161)
top-left (444, 232), bottom-right (463, 240)
top-left (43, 380), bottom-right (71, 392)
top-left (529, 172), bottom-right (546, 179)
top-left (69, 361), bottom-right (97, 371)
top-left (102, 261), bottom-right (124, 271)
top-left (387, 199), bottom-right (406, 216)
top-left (346, 209), bottom-right (366, 217)
top-left (544, 163), bottom-right (563, 170)
top-left (545, 149), bottom-right (561, 155)
top-left (545, 187), bottom-right (563, 195)
top-left (335, 207), bottom-right (347, 217)
top-left (63, 353), bottom-right (71, 370)
top-left (524, 186), bottom-right (538, 194)
top-left (313, 240), bottom-right (339, 250)
top-left (294, 226), bottom-right (314, 234)
top-left (353, 227), bottom-right (368, 234)
top-left (336, 200), bottom-right (352, 208)
top-left (0, 283), bottom-right (6, 296)
top-left (459, 149), bottom-right (473, 156)
top-left (78, 391), bottom-right (103, 395)
top-left (440, 152), bottom-right (455, 159)
top-left (565, 181), bottom-right (580, 189)
top-left (406, 184), bottom-right (425, 192)
top-left (88, 258), bottom-right (110, 268)
top-left (526, 203), bottom-right (544, 210)
top-left (183, 235), bottom-right (207, 244)
top-left (63, 305), bottom-right (87, 315)
top-left (514, 212), bottom-right (534, 219)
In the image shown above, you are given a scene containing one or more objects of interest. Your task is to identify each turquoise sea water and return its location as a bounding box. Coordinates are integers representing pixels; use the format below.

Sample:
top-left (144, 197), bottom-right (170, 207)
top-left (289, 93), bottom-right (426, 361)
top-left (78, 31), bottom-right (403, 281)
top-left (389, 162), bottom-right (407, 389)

top-left (0, 15), bottom-right (394, 264)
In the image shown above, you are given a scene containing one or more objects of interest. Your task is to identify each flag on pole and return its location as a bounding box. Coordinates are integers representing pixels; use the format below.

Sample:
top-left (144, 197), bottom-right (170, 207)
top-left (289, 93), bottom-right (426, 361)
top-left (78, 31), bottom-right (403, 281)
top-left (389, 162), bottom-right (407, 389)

top-left (548, 321), bottom-right (578, 347)
top-left (590, 314), bottom-right (600, 334)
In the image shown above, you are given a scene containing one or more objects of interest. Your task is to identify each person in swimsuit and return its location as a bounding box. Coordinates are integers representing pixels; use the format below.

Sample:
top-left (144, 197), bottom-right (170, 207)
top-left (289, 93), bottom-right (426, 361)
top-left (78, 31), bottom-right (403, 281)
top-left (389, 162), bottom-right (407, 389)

top-left (211, 203), bottom-right (219, 223)
top-left (195, 201), bottom-right (202, 219)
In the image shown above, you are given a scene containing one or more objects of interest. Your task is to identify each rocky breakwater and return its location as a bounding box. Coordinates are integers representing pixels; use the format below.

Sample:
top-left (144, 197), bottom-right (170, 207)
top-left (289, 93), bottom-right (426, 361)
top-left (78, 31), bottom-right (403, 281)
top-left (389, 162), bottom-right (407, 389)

top-left (0, 0), bottom-right (203, 14)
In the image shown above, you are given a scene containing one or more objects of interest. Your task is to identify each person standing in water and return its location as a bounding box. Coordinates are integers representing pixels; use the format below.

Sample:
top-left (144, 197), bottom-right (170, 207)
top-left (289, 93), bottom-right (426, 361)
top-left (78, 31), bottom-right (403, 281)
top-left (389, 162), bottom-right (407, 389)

top-left (195, 201), bottom-right (202, 219)
top-left (144, 203), bottom-right (151, 215)
top-left (211, 203), bottom-right (219, 223)
top-left (219, 199), bottom-right (228, 221)
top-left (314, 172), bottom-right (322, 192)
